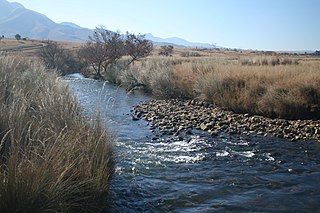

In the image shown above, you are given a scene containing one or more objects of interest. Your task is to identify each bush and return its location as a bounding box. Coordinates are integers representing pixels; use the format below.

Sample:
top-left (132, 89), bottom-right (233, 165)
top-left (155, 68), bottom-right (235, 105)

top-left (38, 40), bottom-right (87, 75)
top-left (0, 56), bottom-right (114, 212)
top-left (15, 34), bottom-right (21, 41)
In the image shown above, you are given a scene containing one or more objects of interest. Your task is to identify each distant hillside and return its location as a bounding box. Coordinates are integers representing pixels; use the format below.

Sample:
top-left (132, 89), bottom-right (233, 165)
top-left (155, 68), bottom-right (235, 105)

top-left (0, 0), bottom-right (92, 42)
top-left (0, 0), bottom-right (217, 48)
top-left (145, 33), bottom-right (216, 49)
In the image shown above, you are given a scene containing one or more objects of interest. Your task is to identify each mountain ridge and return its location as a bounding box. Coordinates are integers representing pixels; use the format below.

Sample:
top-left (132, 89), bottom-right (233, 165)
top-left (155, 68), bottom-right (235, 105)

top-left (0, 0), bottom-right (216, 48)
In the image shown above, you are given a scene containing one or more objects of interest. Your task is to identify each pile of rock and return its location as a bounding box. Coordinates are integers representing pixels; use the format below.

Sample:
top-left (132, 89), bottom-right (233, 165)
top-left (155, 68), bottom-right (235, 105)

top-left (133, 99), bottom-right (320, 142)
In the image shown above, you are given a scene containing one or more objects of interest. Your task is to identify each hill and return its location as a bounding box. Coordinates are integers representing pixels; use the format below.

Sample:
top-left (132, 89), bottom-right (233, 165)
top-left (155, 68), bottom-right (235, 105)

top-left (0, 0), bottom-right (217, 48)
top-left (0, 0), bottom-right (92, 42)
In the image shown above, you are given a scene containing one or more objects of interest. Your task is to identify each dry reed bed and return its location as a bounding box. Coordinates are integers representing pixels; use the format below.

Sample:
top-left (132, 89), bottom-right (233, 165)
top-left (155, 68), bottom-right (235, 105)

top-left (195, 61), bottom-right (320, 119)
top-left (0, 55), bottom-right (114, 212)
top-left (120, 57), bottom-right (320, 120)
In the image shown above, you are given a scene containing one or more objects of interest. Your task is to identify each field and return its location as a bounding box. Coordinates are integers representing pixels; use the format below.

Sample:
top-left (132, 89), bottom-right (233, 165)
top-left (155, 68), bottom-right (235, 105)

top-left (118, 50), bottom-right (320, 120)
top-left (1, 38), bottom-right (320, 120)
top-left (0, 38), bottom-right (82, 57)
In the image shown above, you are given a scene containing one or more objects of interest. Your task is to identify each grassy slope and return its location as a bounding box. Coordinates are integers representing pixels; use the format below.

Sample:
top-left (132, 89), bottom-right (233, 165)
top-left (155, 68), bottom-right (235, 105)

top-left (0, 38), bottom-right (83, 57)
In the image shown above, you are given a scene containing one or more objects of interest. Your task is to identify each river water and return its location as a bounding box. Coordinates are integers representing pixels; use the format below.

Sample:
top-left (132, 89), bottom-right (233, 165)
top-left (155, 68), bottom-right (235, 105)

top-left (64, 75), bottom-right (320, 212)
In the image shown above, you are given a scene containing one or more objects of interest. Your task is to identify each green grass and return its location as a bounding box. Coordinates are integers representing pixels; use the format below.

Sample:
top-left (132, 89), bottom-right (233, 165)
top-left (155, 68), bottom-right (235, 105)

top-left (0, 55), bottom-right (114, 212)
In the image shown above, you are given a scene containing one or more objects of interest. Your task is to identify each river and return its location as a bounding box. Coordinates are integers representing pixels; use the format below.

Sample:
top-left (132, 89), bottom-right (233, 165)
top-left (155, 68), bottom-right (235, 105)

top-left (64, 75), bottom-right (320, 212)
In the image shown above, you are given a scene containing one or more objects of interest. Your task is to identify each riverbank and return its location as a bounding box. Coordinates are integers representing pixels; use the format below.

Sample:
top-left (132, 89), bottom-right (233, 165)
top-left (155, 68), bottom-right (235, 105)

top-left (60, 74), bottom-right (320, 212)
top-left (133, 99), bottom-right (320, 142)
top-left (103, 55), bottom-right (320, 120)
top-left (0, 56), bottom-right (114, 212)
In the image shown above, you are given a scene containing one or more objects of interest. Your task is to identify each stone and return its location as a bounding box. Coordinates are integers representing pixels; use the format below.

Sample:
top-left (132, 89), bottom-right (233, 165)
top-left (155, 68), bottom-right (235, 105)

top-left (200, 123), bottom-right (209, 131)
top-left (133, 98), bottom-right (320, 142)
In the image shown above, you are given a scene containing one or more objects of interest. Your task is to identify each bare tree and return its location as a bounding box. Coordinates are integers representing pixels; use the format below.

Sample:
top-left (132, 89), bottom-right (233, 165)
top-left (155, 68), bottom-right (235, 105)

top-left (79, 27), bottom-right (126, 79)
top-left (38, 40), bottom-right (66, 71)
top-left (90, 27), bottom-right (126, 71)
top-left (125, 32), bottom-right (153, 64)
top-left (78, 42), bottom-right (106, 78)
top-left (38, 40), bottom-right (85, 75)
top-left (79, 27), bottom-right (154, 80)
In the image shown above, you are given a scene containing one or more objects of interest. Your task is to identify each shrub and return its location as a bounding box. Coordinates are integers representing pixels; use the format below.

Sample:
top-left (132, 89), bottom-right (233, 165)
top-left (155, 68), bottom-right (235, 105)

top-left (14, 34), bottom-right (21, 41)
top-left (159, 45), bottom-right (174, 56)
top-left (38, 40), bottom-right (87, 75)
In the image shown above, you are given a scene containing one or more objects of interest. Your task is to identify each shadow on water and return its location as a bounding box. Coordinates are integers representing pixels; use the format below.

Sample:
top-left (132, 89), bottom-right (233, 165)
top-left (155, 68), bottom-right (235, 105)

top-left (64, 75), bottom-right (320, 213)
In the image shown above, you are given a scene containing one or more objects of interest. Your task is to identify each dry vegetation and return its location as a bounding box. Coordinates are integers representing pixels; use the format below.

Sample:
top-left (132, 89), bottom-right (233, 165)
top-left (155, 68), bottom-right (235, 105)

top-left (0, 55), bottom-right (114, 212)
top-left (2, 37), bottom-right (320, 120)
top-left (118, 51), bottom-right (320, 120)
top-left (194, 60), bottom-right (320, 119)
top-left (0, 38), bottom-right (82, 57)
top-left (0, 37), bottom-right (319, 210)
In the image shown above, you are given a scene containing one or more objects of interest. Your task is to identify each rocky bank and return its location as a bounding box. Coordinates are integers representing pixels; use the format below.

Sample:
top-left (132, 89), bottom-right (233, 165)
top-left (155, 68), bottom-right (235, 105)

top-left (133, 99), bottom-right (320, 142)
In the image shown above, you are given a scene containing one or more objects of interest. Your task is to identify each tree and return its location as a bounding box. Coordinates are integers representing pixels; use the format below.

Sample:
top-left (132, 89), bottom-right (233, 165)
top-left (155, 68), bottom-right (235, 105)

top-left (78, 42), bottom-right (106, 78)
top-left (37, 40), bottom-right (85, 75)
top-left (79, 27), bottom-right (126, 79)
top-left (125, 32), bottom-right (153, 64)
top-left (79, 27), bottom-right (153, 80)
top-left (15, 34), bottom-right (21, 41)
top-left (159, 45), bottom-right (174, 56)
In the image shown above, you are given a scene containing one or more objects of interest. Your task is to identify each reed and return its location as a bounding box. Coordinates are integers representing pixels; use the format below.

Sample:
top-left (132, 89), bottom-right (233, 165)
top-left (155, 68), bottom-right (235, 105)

top-left (194, 62), bottom-right (320, 119)
top-left (0, 55), bottom-right (114, 212)
top-left (104, 54), bottom-right (320, 119)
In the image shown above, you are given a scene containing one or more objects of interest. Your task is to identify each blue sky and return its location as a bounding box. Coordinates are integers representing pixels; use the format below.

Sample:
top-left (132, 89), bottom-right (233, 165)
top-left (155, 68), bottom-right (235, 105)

top-left (7, 0), bottom-right (320, 51)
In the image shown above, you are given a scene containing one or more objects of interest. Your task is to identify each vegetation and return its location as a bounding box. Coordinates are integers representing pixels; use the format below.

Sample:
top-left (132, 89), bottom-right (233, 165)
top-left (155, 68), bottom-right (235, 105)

top-left (79, 27), bottom-right (152, 80)
top-left (0, 55), bottom-right (114, 212)
top-left (159, 45), bottom-right (174, 56)
top-left (194, 61), bottom-right (320, 119)
top-left (2, 36), bottom-right (319, 120)
top-left (118, 56), bottom-right (320, 120)
top-left (38, 40), bottom-right (87, 75)
top-left (125, 32), bottom-right (153, 64)
top-left (14, 34), bottom-right (21, 41)
top-left (313, 50), bottom-right (320, 56)
top-left (240, 57), bottom-right (299, 66)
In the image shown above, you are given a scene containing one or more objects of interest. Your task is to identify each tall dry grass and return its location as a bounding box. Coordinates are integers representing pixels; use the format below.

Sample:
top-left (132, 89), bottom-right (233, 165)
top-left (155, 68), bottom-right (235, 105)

top-left (240, 56), bottom-right (299, 66)
top-left (103, 55), bottom-right (320, 120)
top-left (121, 58), bottom-right (193, 99)
top-left (0, 55), bottom-right (114, 212)
top-left (195, 62), bottom-right (320, 119)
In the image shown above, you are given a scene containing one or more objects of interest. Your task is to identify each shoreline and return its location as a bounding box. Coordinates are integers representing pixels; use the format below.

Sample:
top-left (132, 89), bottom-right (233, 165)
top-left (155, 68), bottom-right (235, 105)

top-left (133, 99), bottom-right (320, 142)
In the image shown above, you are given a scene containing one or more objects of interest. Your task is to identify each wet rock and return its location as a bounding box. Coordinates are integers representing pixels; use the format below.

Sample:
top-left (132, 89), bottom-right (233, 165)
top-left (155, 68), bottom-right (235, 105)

top-left (200, 123), bottom-right (209, 131)
top-left (132, 115), bottom-right (140, 121)
top-left (133, 99), bottom-right (320, 142)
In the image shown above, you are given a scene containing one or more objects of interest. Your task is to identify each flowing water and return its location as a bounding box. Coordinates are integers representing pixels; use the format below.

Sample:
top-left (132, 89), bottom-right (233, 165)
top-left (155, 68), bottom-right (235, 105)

top-left (64, 75), bottom-right (320, 212)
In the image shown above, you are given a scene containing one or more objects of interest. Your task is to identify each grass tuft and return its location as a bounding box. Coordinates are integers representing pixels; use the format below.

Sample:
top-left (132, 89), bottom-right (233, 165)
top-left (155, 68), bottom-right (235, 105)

top-left (0, 55), bottom-right (114, 212)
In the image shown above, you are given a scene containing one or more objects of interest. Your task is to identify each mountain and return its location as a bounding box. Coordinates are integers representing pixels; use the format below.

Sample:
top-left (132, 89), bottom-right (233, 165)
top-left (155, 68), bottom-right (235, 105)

top-left (0, 0), bottom-right (92, 42)
top-left (0, 0), bottom-right (217, 48)
top-left (60, 22), bottom-right (83, 30)
top-left (145, 33), bottom-right (215, 48)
